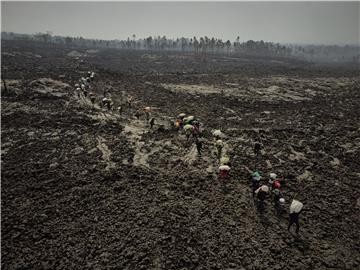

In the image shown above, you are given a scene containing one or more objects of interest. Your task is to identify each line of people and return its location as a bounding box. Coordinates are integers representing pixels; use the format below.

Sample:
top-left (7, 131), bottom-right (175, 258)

top-left (176, 112), bottom-right (303, 234)
top-left (74, 75), bottom-right (303, 235)
top-left (74, 72), bottom-right (157, 128)
top-left (137, 106), bottom-right (156, 129)
top-left (175, 113), bottom-right (203, 155)
top-left (215, 131), bottom-right (303, 235)
top-left (75, 71), bottom-right (96, 100)
top-left (175, 113), bottom-right (231, 178)
top-left (247, 166), bottom-right (304, 234)
top-left (74, 71), bottom-right (121, 112)
top-left (213, 130), bottom-right (231, 179)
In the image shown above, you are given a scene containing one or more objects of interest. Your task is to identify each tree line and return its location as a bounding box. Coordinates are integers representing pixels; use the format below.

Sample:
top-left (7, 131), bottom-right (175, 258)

top-left (2, 31), bottom-right (359, 63)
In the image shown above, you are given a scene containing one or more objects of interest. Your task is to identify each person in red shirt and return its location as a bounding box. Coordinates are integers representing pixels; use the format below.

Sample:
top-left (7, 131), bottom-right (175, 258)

top-left (218, 165), bottom-right (230, 179)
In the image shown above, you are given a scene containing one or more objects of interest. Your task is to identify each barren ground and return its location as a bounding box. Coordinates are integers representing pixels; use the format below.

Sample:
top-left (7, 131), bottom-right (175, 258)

top-left (1, 40), bottom-right (360, 269)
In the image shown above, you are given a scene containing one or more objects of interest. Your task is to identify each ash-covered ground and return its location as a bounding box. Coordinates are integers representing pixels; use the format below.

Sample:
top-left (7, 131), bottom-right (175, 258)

top-left (1, 40), bottom-right (360, 269)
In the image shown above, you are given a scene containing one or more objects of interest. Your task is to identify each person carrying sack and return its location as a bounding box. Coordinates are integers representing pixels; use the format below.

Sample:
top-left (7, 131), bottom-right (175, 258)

top-left (288, 199), bottom-right (304, 234)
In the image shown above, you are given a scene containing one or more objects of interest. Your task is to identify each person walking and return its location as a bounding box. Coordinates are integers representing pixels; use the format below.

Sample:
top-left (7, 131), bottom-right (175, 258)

top-left (215, 139), bottom-right (224, 160)
top-left (254, 142), bottom-right (262, 160)
top-left (195, 138), bottom-right (203, 157)
top-left (288, 199), bottom-right (304, 234)
top-left (89, 93), bottom-right (96, 104)
top-left (251, 171), bottom-right (262, 197)
top-left (218, 164), bottom-right (231, 179)
top-left (255, 185), bottom-right (270, 202)
top-left (150, 118), bottom-right (155, 129)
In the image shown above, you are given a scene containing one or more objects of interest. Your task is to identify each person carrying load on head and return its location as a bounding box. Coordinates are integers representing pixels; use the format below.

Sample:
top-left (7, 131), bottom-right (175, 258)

top-left (274, 196), bottom-right (286, 216)
top-left (183, 115), bottom-right (195, 126)
top-left (89, 93), bottom-right (96, 104)
top-left (251, 171), bottom-right (262, 197)
top-left (175, 118), bottom-right (182, 130)
top-left (272, 179), bottom-right (282, 190)
top-left (220, 155), bottom-right (230, 166)
top-left (82, 77), bottom-right (90, 88)
top-left (102, 97), bottom-right (112, 110)
top-left (278, 198), bottom-right (286, 207)
top-left (255, 185), bottom-right (270, 202)
top-left (76, 87), bottom-right (81, 98)
top-left (80, 83), bottom-right (88, 96)
top-left (90, 72), bottom-right (95, 81)
top-left (272, 181), bottom-right (283, 204)
top-left (175, 113), bottom-right (186, 130)
top-left (195, 138), bottom-right (203, 157)
top-left (107, 98), bottom-right (113, 110)
top-left (213, 129), bottom-right (224, 140)
top-left (176, 113), bottom-right (186, 120)
top-left (288, 199), bottom-right (304, 234)
top-left (117, 106), bottom-right (123, 115)
top-left (244, 166), bottom-right (263, 198)
top-left (218, 164), bottom-right (231, 179)
top-left (268, 173), bottom-right (277, 188)
top-left (177, 113), bottom-right (186, 119)
top-left (215, 139), bottom-right (224, 160)
top-left (183, 124), bottom-right (194, 141)
top-left (192, 121), bottom-right (201, 138)
top-left (102, 97), bottom-right (108, 107)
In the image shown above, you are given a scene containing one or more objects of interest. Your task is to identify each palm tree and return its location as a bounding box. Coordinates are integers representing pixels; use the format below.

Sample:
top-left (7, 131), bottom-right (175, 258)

top-left (210, 37), bottom-right (216, 53)
top-left (193, 37), bottom-right (199, 52)
top-left (132, 34), bottom-right (136, 49)
top-left (146, 36), bottom-right (153, 50)
top-left (225, 40), bottom-right (232, 54)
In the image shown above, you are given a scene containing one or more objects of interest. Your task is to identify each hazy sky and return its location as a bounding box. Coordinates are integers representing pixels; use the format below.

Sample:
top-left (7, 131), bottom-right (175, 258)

top-left (2, 1), bottom-right (359, 45)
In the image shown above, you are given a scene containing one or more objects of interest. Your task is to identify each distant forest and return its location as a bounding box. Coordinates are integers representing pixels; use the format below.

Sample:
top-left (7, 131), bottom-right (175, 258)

top-left (2, 31), bottom-right (359, 63)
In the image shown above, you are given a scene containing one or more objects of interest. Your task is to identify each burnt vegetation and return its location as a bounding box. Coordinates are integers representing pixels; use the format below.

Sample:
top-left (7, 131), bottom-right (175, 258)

top-left (1, 38), bottom-right (360, 269)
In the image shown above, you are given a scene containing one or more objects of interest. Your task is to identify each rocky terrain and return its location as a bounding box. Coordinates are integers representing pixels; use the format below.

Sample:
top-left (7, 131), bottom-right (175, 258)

top-left (2, 40), bottom-right (360, 269)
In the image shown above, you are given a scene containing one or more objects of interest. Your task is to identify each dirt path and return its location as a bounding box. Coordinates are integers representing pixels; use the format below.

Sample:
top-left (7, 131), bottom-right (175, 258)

top-left (96, 136), bottom-right (116, 170)
top-left (122, 121), bottom-right (151, 168)
top-left (75, 87), bottom-right (238, 176)
top-left (182, 144), bottom-right (198, 165)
